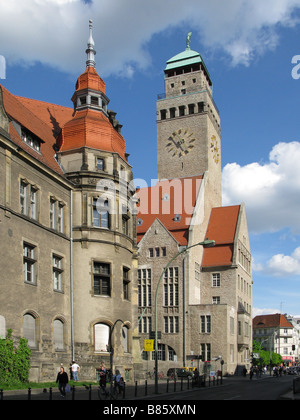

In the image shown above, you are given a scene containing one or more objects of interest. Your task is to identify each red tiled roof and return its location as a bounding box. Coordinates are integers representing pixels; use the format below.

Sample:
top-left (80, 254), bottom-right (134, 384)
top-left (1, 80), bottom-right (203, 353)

top-left (136, 176), bottom-right (203, 246)
top-left (57, 108), bottom-right (126, 159)
top-left (253, 314), bottom-right (293, 329)
top-left (1, 85), bottom-right (65, 175)
top-left (202, 205), bottom-right (240, 267)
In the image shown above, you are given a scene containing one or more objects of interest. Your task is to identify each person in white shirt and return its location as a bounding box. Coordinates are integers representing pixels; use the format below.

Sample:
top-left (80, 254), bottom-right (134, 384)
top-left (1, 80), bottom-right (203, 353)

top-left (71, 360), bottom-right (80, 382)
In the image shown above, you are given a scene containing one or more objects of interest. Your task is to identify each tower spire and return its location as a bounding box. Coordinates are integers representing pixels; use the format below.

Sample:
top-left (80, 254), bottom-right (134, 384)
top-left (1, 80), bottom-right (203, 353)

top-left (86, 19), bottom-right (96, 68)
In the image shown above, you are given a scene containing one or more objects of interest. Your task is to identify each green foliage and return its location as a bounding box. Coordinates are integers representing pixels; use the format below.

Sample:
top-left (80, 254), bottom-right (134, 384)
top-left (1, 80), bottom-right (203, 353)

top-left (252, 340), bottom-right (283, 366)
top-left (0, 329), bottom-right (31, 386)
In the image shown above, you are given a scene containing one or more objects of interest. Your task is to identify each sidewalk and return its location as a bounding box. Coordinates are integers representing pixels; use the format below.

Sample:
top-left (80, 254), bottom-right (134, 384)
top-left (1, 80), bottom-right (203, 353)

top-left (0, 377), bottom-right (222, 400)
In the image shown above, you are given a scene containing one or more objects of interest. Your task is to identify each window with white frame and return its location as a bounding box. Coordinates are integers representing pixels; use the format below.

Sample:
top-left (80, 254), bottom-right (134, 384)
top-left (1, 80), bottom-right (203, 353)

top-left (212, 296), bottom-right (220, 304)
top-left (164, 316), bottom-right (179, 334)
top-left (20, 180), bottom-right (38, 220)
top-left (57, 203), bottom-right (64, 233)
top-left (164, 267), bottom-right (179, 307)
top-left (200, 343), bottom-right (211, 362)
top-left (138, 268), bottom-right (152, 307)
top-left (200, 315), bottom-right (211, 333)
top-left (93, 262), bottom-right (111, 296)
top-left (93, 197), bottom-right (110, 228)
top-left (53, 255), bottom-right (63, 292)
top-left (212, 273), bottom-right (220, 287)
top-left (23, 243), bottom-right (36, 284)
top-left (50, 199), bottom-right (56, 229)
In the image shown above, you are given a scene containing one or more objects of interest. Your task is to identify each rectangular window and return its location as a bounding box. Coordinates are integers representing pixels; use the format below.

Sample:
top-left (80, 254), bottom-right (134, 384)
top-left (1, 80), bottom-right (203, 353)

top-left (53, 255), bottom-right (63, 291)
top-left (93, 262), bottom-right (111, 296)
top-left (212, 296), bottom-right (220, 304)
top-left (93, 198), bottom-right (109, 228)
top-left (163, 267), bottom-right (179, 307)
top-left (20, 181), bottom-right (27, 215)
top-left (57, 204), bottom-right (64, 233)
top-left (50, 199), bottom-right (56, 229)
top-left (123, 267), bottom-right (130, 300)
top-left (138, 268), bottom-right (151, 307)
top-left (212, 273), bottom-right (220, 287)
top-left (30, 187), bottom-right (37, 220)
top-left (96, 157), bottom-right (104, 170)
top-left (200, 315), bottom-right (211, 333)
top-left (164, 316), bottom-right (179, 334)
top-left (23, 243), bottom-right (36, 284)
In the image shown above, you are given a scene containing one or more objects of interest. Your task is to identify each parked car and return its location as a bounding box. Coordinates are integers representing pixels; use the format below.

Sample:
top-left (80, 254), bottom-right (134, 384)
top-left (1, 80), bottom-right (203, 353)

top-left (167, 368), bottom-right (193, 379)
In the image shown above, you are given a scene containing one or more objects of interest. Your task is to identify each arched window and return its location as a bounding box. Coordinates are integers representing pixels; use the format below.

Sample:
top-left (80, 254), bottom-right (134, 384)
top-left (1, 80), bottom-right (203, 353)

top-left (23, 313), bottom-right (36, 347)
top-left (0, 315), bottom-right (5, 339)
top-left (122, 326), bottom-right (129, 353)
top-left (94, 323), bottom-right (110, 352)
top-left (54, 319), bottom-right (64, 350)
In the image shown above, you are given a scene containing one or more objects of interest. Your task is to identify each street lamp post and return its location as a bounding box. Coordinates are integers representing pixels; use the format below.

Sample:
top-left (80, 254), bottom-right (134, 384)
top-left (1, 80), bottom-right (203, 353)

top-left (154, 239), bottom-right (215, 394)
top-left (109, 319), bottom-right (124, 395)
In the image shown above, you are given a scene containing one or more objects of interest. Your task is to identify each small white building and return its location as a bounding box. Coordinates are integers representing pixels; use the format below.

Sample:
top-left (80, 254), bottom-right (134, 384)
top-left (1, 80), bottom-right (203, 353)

top-left (253, 314), bottom-right (298, 365)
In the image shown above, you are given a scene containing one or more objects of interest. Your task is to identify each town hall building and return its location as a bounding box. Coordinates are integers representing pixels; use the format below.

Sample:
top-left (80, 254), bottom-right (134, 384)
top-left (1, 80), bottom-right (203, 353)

top-left (0, 23), bottom-right (253, 382)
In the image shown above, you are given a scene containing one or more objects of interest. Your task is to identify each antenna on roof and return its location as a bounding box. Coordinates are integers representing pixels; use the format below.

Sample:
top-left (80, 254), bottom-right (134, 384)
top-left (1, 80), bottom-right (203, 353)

top-left (86, 19), bottom-right (96, 68)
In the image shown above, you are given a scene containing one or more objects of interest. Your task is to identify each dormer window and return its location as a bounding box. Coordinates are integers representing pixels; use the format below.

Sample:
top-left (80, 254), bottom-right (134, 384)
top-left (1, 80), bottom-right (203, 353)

top-left (21, 129), bottom-right (41, 153)
top-left (174, 214), bottom-right (181, 222)
top-left (80, 96), bottom-right (87, 105)
top-left (91, 96), bottom-right (99, 106)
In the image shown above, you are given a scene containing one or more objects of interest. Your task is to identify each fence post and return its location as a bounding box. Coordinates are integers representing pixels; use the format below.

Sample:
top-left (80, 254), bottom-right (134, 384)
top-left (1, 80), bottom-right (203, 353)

top-left (71, 385), bottom-right (75, 400)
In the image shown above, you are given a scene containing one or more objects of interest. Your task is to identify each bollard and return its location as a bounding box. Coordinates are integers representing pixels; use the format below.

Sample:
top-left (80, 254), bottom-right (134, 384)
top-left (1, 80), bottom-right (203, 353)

top-left (0, 389), bottom-right (3, 400)
top-left (71, 385), bottom-right (75, 400)
top-left (145, 379), bottom-right (147, 396)
top-left (181, 378), bottom-right (183, 391)
top-left (166, 379), bottom-right (169, 393)
top-left (28, 387), bottom-right (31, 400)
top-left (89, 384), bottom-right (92, 400)
top-left (135, 381), bottom-right (138, 397)
top-left (174, 378), bottom-right (176, 392)
top-left (49, 387), bottom-right (52, 400)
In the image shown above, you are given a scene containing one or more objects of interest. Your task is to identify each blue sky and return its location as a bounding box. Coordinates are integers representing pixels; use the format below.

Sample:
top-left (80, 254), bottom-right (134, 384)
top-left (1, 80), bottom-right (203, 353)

top-left (1, 0), bottom-right (300, 317)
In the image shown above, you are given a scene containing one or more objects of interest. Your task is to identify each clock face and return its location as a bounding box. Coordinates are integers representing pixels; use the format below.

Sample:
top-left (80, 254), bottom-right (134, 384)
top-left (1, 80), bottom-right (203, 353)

top-left (166, 129), bottom-right (196, 157)
top-left (210, 135), bottom-right (220, 164)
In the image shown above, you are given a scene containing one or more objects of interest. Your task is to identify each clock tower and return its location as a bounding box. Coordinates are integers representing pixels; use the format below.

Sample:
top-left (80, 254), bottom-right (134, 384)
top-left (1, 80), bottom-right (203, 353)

top-left (157, 34), bottom-right (222, 205)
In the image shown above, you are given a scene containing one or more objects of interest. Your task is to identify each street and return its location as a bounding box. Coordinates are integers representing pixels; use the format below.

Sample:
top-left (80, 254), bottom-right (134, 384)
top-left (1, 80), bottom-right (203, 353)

top-left (149, 375), bottom-right (294, 401)
top-left (0, 374), bottom-right (295, 401)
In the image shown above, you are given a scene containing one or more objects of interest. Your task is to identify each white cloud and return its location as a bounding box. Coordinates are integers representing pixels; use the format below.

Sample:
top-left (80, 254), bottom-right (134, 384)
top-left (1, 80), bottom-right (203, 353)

top-left (222, 141), bottom-right (300, 234)
top-left (265, 247), bottom-right (300, 277)
top-left (1, 0), bottom-right (300, 75)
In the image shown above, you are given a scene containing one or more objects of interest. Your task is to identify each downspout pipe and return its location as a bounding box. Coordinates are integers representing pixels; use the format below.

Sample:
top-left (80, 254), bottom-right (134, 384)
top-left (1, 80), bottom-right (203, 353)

top-left (70, 190), bottom-right (75, 361)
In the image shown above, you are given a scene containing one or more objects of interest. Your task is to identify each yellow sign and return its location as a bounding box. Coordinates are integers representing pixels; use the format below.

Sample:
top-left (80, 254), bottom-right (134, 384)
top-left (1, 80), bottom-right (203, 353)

top-left (144, 339), bottom-right (154, 352)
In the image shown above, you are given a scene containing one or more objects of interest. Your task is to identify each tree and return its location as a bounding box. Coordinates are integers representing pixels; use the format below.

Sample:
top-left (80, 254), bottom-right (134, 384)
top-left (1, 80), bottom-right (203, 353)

top-left (0, 330), bottom-right (31, 385)
top-left (252, 340), bottom-right (282, 367)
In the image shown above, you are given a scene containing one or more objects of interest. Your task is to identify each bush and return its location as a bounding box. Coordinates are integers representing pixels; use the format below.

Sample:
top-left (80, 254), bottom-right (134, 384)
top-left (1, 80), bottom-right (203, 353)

top-left (0, 329), bottom-right (31, 386)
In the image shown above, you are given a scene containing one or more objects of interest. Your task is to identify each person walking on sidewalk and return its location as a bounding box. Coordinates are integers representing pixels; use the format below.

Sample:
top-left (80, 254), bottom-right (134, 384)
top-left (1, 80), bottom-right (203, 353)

top-left (56, 366), bottom-right (69, 398)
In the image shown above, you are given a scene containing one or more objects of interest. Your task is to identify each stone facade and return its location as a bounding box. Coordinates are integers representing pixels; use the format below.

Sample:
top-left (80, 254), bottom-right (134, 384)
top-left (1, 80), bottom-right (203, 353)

top-left (136, 42), bottom-right (252, 376)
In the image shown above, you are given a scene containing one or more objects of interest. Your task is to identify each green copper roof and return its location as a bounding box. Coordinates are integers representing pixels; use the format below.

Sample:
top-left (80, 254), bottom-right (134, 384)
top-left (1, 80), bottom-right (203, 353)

top-left (165, 47), bottom-right (212, 85)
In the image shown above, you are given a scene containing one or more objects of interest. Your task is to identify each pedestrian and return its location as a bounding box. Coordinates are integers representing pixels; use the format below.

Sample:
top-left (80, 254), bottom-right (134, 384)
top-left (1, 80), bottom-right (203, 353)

top-left (71, 360), bottom-right (80, 382)
top-left (56, 366), bottom-right (69, 398)
top-left (98, 362), bottom-right (107, 394)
